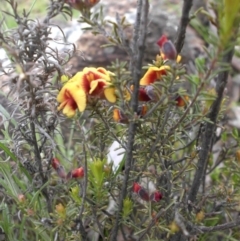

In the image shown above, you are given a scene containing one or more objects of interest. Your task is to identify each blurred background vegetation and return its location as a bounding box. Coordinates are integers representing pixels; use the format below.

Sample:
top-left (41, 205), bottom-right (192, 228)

top-left (0, 0), bottom-right (81, 29)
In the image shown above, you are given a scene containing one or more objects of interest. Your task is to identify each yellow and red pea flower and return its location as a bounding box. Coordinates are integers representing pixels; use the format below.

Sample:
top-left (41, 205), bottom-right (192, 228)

top-left (175, 95), bottom-right (189, 107)
top-left (113, 108), bottom-right (128, 123)
top-left (113, 105), bottom-right (147, 123)
top-left (57, 80), bottom-right (86, 117)
top-left (140, 66), bottom-right (170, 86)
top-left (57, 67), bottom-right (117, 117)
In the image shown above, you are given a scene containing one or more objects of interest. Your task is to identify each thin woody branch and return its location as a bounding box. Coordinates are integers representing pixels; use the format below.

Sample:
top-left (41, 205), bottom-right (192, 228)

top-left (188, 48), bottom-right (235, 206)
top-left (110, 1), bottom-right (149, 240)
top-left (174, 0), bottom-right (193, 53)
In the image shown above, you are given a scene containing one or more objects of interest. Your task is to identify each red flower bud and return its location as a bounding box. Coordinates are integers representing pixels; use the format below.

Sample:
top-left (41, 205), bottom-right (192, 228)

top-left (65, 0), bottom-right (100, 11)
top-left (131, 85), bottom-right (157, 102)
top-left (52, 158), bottom-right (60, 170)
top-left (157, 35), bottom-right (168, 48)
top-left (133, 182), bottom-right (150, 201)
top-left (145, 86), bottom-right (157, 100)
top-left (133, 182), bottom-right (141, 193)
top-left (52, 158), bottom-right (66, 179)
top-left (138, 87), bottom-right (152, 101)
top-left (137, 105), bottom-right (147, 118)
top-left (150, 191), bottom-right (163, 202)
top-left (113, 109), bottom-right (128, 123)
top-left (67, 167), bottom-right (84, 179)
top-left (161, 41), bottom-right (177, 60)
top-left (157, 35), bottom-right (177, 60)
top-left (138, 188), bottom-right (150, 201)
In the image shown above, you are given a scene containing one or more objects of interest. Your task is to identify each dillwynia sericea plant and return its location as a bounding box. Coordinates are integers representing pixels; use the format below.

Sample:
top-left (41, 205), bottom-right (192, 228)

top-left (0, 0), bottom-right (240, 241)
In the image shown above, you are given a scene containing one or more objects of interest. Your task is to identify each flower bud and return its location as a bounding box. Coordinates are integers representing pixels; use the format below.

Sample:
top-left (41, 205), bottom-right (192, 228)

top-left (67, 167), bottom-right (84, 179)
top-left (161, 41), bottom-right (177, 60)
top-left (52, 158), bottom-right (60, 170)
top-left (65, 0), bottom-right (100, 11)
top-left (137, 105), bottom-right (148, 118)
top-left (55, 203), bottom-right (66, 219)
top-left (175, 95), bottom-right (189, 107)
top-left (18, 194), bottom-right (26, 203)
top-left (52, 158), bottom-right (66, 179)
top-left (196, 210), bottom-right (205, 222)
top-left (169, 221), bottom-right (180, 233)
top-left (133, 182), bottom-right (150, 201)
top-left (157, 35), bottom-right (177, 60)
top-left (133, 182), bottom-right (141, 193)
top-left (134, 85), bottom-right (157, 102)
top-left (113, 108), bottom-right (128, 123)
top-left (150, 191), bottom-right (163, 202)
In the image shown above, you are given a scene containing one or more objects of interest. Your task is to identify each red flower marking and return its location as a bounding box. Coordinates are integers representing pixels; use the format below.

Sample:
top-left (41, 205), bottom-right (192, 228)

top-left (63, 89), bottom-right (78, 110)
top-left (89, 80), bottom-right (106, 96)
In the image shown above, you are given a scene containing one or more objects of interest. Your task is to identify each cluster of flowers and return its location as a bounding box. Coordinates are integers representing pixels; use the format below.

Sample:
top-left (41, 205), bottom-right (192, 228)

top-left (56, 35), bottom-right (188, 120)
top-left (133, 182), bottom-right (162, 203)
top-left (51, 158), bottom-right (84, 180)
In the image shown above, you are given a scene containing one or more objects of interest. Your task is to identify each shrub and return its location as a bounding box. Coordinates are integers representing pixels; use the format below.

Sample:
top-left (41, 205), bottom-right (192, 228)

top-left (0, 0), bottom-right (240, 240)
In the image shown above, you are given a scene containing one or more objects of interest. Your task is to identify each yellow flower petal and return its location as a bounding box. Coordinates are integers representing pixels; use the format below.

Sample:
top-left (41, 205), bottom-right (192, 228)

top-left (113, 108), bottom-right (121, 122)
top-left (69, 85), bottom-right (87, 112)
top-left (104, 87), bottom-right (117, 103)
top-left (89, 81), bottom-right (99, 94)
top-left (83, 67), bottom-right (111, 82)
top-left (97, 67), bottom-right (115, 80)
top-left (62, 102), bottom-right (76, 117)
top-left (96, 67), bottom-right (109, 75)
top-left (89, 80), bottom-right (107, 95)
top-left (68, 72), bottom-right (84, 83)
top-left (176, 55), bottom-right (181, 63)
top-left (124, 88), bottom-right (131, 101)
